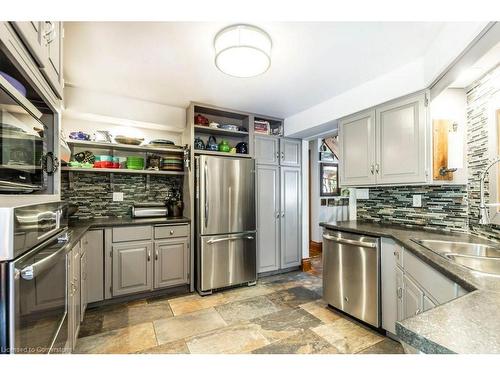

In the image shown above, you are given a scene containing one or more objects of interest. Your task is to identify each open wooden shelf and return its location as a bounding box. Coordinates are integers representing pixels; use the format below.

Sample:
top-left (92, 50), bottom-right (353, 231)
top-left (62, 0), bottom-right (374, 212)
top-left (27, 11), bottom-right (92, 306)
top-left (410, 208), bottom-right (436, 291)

top-left (193, 150), bottom-right (252, 158)
top-left (66, 139), bottom-right (185, 154)
top-left (61, 167), bottom-right (185, 176)
top-left (194, 125), bottom-right (249, 137)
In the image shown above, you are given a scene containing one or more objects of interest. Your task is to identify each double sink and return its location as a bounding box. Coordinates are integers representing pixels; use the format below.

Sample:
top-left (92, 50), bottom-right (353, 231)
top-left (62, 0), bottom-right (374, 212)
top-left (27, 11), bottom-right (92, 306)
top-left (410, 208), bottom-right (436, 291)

top-left (412, 239), bottom-right (500, 276)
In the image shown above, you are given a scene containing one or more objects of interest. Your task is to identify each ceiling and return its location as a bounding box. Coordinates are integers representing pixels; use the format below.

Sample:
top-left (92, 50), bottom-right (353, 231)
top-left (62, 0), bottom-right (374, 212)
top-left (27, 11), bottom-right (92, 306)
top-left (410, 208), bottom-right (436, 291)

top-left (64, 22), bottom-right (448, 118)
top-left (450, 40), bottom-right (500, 88)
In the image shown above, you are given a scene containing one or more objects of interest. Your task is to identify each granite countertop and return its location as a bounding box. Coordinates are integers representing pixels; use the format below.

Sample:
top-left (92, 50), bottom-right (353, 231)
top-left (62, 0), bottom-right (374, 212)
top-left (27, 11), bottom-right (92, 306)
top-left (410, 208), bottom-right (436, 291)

top-left (66, 216), bottom-right (190, 250)
top-left (320, 220), bottom-right (500, 354)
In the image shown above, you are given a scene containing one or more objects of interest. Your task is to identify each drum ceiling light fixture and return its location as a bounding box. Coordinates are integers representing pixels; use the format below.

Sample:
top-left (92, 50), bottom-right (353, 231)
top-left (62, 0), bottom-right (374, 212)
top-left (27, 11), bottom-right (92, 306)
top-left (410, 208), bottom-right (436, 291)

top-left (214, 24), bottom-right (272, 78)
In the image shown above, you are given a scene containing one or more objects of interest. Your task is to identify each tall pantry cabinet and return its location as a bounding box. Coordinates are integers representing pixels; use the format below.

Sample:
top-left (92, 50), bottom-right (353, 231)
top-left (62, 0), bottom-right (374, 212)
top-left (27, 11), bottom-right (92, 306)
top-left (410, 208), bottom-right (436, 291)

top-left (255, 136), bottom-right (302, 273)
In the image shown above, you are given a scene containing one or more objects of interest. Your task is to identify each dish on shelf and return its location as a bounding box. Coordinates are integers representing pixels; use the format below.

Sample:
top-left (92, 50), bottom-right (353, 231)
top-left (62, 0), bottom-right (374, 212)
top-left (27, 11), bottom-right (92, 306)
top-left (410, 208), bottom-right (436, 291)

top-left (94, 130), bottom-right (112, 143)
top-left (218, 124), bottom-right (239, 131)
top-left (115, 135), bottom-right (144, 145)
top-left (0, 71), bottom-right (27, 96)
top-left (148, 139), bottom-right (174, 145)
top-left (126, 156), bottom-right (145, 170)
top-left (74, 151), bottom-right (95, 164)
top-left (194, 114), bottom-right (209, 125)
top-left (69, 131), bottom-right (91, 141)
top-left (160, 153), bottom-right (184, 171)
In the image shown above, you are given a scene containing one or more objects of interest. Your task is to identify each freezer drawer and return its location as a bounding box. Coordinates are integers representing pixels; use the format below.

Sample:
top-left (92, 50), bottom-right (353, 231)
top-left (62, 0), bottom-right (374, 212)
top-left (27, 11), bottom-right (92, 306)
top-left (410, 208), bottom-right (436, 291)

top-left (198, 231), bottom-right (256, 293)
top-left (322, 229), bottom-right (380, 327)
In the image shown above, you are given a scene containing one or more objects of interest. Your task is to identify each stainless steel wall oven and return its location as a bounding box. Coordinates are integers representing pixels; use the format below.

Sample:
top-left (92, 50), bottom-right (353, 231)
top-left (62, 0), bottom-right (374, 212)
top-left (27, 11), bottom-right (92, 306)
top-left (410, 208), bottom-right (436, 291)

top-left (0, 202), bottom-right (69, 354)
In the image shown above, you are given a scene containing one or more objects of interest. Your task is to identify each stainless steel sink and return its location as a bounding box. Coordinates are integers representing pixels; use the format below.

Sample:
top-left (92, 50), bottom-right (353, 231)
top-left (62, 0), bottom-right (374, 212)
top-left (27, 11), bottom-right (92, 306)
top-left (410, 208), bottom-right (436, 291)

top-left (444, 254), bottom-right (500, 275)
top-left (412, 239), bottom-right (500, 258)
top-left (411, 238), bottom-right (500, 276)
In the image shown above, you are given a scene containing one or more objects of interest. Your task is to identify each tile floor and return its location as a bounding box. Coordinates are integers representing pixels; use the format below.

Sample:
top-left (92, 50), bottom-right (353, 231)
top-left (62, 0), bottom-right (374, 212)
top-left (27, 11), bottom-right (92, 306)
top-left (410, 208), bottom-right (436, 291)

top-left (75, 255), bottom-right (404, 354)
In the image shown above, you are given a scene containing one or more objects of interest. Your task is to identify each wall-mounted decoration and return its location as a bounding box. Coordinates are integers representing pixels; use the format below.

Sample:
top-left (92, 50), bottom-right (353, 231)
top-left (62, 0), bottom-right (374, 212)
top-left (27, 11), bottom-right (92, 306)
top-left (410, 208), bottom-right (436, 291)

top-left (320, 163), bottom-right (340, 196)
top-left (433, 119), bottom-right (463, 180)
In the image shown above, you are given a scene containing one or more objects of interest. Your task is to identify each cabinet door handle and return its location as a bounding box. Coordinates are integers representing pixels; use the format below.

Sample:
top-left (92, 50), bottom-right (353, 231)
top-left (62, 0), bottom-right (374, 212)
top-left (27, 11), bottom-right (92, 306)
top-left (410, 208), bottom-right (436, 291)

top-left (281, 212), bottom-right (285, 218)
top-left (397, 287), bottom-right (403, 299)
top-left (415, 308), bottom-right (421, 316)
top-left (170, 230), bottom-right (174, 235)
top-left (155, 249), bottom-right (159, 261)
top-left (393, 251), bottom-right (399, 259)
top-left (275, 212), bottom-right (280, 219)
top-left (375, 164), bottom-right (380, 174)
top-left (281, 151), bottom-right (284, 160)
top-left (147, 251), bottom-right (151, 262)
top-left (370, 165), bottom-right (374, 175)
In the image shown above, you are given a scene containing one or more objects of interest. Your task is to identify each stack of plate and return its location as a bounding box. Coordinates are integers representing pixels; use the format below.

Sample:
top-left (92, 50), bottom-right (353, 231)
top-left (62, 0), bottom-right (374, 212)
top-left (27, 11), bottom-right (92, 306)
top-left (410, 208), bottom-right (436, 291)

top-left (126, 156), bottom-right (145, 170)
top-left (161, 153), bottom-right (184, 171)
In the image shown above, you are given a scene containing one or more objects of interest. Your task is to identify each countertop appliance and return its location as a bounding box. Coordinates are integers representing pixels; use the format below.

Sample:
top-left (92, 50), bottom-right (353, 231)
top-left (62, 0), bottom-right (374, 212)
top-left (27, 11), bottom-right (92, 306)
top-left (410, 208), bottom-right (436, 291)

top-left (195, 155), bottom-right (256, 295)
top-left (132, 203), bottom-right (168, 218)
top-left (0, 202), bottom-right (69, 354)
top-left (322, 228), bottom-right (381, 328)
top-left (0, 74), bottom-right (57, 194)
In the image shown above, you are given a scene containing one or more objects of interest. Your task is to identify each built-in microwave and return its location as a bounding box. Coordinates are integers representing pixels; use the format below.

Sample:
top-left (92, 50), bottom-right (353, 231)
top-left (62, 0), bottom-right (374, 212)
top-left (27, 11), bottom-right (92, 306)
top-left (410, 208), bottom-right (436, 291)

top-left (0, 76), bottom-right (58, 194)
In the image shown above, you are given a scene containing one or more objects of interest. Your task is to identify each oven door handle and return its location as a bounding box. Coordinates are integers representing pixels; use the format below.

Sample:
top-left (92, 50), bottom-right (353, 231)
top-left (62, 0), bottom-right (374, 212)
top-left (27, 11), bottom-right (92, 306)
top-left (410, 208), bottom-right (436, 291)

top-left (322, 234), bottom-right (377, 248)
top-left (20, 241), bottom-right (71, 280)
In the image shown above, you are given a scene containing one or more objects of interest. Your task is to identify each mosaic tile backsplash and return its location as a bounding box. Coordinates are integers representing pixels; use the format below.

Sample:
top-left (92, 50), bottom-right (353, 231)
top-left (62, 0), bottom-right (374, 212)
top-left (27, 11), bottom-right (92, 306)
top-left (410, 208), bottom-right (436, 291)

top-left (61, 172), bottom-right (183, 219)
top-left (356, 185), bottom-right (468, 231)
top-left (466, 63), bottom-right (500, 240)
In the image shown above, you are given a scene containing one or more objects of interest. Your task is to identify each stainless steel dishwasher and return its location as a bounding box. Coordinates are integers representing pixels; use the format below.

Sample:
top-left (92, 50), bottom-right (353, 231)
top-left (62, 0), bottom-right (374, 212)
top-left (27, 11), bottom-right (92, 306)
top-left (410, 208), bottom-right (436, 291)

top-left (322, 229), bottom-right (381, 328)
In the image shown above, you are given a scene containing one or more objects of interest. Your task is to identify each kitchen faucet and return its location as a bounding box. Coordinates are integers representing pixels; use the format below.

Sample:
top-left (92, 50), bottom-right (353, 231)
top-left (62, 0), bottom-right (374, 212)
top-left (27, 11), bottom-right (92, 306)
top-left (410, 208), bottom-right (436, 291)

top-left (479, 156), bottom-right (500, 225)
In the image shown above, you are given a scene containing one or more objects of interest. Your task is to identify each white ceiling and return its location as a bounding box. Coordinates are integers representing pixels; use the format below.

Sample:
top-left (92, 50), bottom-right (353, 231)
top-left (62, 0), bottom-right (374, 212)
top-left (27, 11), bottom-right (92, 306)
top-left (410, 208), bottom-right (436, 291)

top-left (64, 22), bottom-right (448, 118)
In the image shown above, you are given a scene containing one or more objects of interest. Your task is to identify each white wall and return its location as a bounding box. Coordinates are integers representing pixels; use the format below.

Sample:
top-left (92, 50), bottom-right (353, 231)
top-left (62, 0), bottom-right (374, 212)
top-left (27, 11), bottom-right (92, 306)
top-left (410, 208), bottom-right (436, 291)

top-left (284, 23), bottom-right (489, 138)
top-left (62, 85), bottom-right (186, 143)
top-left (430, 88), bottom-right (468, 184)
top-left (309, 139), bottom-right (349, 243)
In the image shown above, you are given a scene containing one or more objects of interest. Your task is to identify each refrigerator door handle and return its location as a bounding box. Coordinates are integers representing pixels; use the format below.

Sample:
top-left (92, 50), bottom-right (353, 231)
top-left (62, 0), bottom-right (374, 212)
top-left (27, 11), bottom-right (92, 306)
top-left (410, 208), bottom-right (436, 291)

top-left (204, 160), bottom-right (209, 228)
top-left (206, 234), bottom-right (255, 245)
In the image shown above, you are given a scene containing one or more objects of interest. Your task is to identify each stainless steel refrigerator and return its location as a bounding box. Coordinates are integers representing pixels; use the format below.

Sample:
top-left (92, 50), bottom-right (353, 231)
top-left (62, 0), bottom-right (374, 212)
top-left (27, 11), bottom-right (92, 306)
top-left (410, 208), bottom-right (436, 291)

top-left (195, 155), bottom-right (256, 295)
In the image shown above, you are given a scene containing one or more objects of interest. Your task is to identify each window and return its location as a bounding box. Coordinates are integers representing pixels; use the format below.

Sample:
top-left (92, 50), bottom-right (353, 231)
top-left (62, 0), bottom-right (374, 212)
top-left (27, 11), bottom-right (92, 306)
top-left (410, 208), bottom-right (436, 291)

top-left (320, 163), bottom-right (340, 196)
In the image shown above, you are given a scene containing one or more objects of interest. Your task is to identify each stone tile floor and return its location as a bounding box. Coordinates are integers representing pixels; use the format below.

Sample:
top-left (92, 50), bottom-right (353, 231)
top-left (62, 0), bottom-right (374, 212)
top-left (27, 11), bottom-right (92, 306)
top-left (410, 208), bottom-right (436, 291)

top-left (75, 255), bottom-right (404, 354)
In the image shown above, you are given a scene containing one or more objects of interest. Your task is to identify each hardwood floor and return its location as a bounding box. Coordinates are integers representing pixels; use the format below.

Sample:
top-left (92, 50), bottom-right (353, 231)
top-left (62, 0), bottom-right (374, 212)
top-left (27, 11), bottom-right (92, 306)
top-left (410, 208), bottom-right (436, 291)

top-left (75, 254), bottom-right (403, 354)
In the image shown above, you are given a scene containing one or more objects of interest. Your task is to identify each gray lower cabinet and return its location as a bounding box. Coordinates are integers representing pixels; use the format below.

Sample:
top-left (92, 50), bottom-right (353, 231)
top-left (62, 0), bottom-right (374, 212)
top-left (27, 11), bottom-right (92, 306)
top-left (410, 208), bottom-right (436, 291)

top-left (256, 164), bottom-right (280, 273)
top-left (83, 230), bottom-right (104, 304)
top-left (154, 238), bottom-right (189, 288)
top-left (402, 274), bottom-right (424, 319)
top-left (280, 167), bottom-right (301, 268)
top-left (68, 241), bottom-right (81, 351)
top-left (108, 224), bottom-right (190, 298)
top-left (381, 238), bottom-right (468, 336)
top-left (112, 241), bottom-right (153, 297)
top-left (80, 250), bottom-right (88, 320)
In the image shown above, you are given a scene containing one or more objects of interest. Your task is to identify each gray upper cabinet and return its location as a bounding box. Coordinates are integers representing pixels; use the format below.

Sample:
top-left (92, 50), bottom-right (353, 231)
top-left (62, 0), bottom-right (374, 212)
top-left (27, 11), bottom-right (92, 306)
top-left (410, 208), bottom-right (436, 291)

top-left (256, 164), bottom-right (280, 273)
top-left (112, 241), bottom-right (153, 297)
top-left (83, 230), bottom-right (104, 304)
top-left (11, 22), bottom-right (48, 67)
top-left (339, 92), bottom-right (428, 187)
top-left (376, 94), bottom-right (427, 184)
top-left (339, 110), bottom-right (377, 186)
top-left (255, 136), bottom-right (280, 165)
top-left (280, 167), bottom-right (301, 268)
top-left (41, 21), bottom-right (63, 99)
top-left (255, 136), bottom-right (301, 167)
top-left (10, 21), bottom-right (63, 99)
top-left (154, 238), bottom-right (189, 289)
top-left (279, 138), bottom-right (301, 167)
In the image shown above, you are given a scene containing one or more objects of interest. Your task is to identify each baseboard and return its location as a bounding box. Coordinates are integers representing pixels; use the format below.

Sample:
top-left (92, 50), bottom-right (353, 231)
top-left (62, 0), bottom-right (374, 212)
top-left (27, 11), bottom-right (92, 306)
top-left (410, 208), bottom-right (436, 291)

top-left (301, 258), bottom-right (312, 272)
top-left (309, 241), bottom-right (322, 256)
